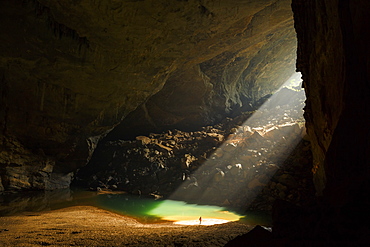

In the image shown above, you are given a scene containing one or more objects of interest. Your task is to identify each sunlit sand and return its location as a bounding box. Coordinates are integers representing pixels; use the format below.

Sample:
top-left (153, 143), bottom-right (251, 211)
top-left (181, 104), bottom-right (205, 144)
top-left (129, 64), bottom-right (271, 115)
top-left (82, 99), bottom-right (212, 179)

top-left (174, 218), bottom-right (231, 225)
top-left (0, 206), bottom-right (253, 246)
top-left (147, 199), bottom-right (241, 227)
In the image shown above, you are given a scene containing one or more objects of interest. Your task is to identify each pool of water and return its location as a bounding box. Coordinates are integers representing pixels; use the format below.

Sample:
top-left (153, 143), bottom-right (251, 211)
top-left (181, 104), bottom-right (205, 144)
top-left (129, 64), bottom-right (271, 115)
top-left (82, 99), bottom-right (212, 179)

top-left (0, 189), bottom-right (271, 226)
top-left (97, 194), bottom-right (243, 225)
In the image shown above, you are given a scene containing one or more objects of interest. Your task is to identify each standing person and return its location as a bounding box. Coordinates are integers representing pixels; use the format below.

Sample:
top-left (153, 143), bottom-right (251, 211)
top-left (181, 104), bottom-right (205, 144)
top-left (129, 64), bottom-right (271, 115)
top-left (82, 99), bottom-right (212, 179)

top-left (199, 217), bottom-right (202, 225)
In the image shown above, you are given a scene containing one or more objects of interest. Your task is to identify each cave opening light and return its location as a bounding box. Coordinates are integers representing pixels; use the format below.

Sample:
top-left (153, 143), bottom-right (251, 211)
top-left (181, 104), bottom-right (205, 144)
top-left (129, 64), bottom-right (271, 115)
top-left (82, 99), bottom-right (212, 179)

top-left (148, 72), bottom-right (306, 225)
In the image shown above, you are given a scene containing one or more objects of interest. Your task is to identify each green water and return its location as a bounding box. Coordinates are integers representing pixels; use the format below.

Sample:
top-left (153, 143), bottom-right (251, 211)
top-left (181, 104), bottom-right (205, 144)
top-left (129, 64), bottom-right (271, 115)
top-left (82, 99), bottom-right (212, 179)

top-left (0, 189), bottom-right (271, 226)
top-left (95, 193), bottom-right (168, 223)
top-left (96, 194), bottom-right (243, 224)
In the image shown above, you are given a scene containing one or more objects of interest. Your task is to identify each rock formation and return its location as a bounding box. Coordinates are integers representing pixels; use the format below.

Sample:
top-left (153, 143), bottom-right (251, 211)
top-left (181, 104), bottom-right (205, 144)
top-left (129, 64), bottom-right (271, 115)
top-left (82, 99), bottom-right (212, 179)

top-left (286, 0), bottom-right (370, 244)
top-left (76, 86), bottom-right (314, 212)
top-left (228, 1), bottom-right (370, 246)
top-left (294, 0), bottom-right (370, 197)
top-left (0, 0), bottom-right (296, 191)
top-left (1, 0), bottom-right (369, 245)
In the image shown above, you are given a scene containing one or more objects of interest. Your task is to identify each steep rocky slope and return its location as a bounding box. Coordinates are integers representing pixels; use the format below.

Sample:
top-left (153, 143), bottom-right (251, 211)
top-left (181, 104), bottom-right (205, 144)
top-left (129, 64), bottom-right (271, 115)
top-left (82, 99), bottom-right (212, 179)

top-left (76, 87), bottom-right (314, 212)
top-left (0, 0), bottom-right (296, 191)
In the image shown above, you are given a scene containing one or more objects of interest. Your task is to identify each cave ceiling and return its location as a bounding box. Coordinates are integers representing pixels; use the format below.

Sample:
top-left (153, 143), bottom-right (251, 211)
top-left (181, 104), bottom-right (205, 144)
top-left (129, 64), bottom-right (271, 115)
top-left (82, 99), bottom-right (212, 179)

top-left (0, 0), bottom-right (296, 180)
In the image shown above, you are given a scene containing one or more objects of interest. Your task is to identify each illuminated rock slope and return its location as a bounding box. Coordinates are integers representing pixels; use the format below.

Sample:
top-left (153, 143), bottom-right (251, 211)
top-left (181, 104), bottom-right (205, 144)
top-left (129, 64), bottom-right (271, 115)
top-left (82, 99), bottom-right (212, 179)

top-left (76, 87), bottom-right (314, 211)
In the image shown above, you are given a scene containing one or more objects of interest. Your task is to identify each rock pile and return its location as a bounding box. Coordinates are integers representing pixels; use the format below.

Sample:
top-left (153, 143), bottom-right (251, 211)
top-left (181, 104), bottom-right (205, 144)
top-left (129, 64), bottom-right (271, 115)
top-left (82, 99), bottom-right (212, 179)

top-left (75, 88), bottom-right (314, 212)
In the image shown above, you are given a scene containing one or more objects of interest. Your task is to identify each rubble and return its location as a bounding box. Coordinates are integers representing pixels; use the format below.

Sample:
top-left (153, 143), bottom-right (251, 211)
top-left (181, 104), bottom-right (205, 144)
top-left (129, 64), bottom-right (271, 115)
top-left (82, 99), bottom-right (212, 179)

top-left (74, 88), bottom-right (315, 212)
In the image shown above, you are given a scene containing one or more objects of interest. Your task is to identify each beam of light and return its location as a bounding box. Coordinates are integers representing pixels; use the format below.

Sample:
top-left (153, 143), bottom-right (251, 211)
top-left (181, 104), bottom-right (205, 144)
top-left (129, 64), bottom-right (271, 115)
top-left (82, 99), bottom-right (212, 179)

top-left (162, 72), bottom-right (306, 211)
top-left (88, 73), bottom-right (304, 226)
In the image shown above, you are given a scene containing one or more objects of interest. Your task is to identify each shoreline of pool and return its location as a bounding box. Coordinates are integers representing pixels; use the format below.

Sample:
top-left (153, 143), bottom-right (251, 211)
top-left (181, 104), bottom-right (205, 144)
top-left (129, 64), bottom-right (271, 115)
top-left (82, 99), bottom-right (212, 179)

top-left (0, 205), bottom-right (253, 246)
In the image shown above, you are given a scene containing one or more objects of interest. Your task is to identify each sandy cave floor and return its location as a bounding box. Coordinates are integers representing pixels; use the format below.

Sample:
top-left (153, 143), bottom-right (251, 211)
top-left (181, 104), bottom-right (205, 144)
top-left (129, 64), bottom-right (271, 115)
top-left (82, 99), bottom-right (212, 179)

top-left (0, 206), bottom-right (253, 246)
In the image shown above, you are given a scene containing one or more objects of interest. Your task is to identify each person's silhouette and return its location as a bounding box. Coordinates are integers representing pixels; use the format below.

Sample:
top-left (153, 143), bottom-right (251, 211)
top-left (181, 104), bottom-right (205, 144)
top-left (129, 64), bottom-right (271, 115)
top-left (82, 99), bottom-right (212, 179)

top-left (199, 217), bottom-right (202, 224)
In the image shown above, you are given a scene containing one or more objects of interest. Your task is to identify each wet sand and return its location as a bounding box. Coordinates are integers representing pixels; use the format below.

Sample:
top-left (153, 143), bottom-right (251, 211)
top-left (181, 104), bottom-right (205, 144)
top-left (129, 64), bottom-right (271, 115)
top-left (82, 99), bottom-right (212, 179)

top-left (0, 206), bottom-right (253, 246)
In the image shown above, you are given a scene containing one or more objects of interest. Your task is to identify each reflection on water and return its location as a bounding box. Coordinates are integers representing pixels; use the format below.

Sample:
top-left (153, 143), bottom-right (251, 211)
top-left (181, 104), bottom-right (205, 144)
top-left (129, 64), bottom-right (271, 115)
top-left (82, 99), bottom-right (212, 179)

top-left (0, 189), bottom-right (95, 216)
top-left (0, 189), bottom-right (271, 226)
top-left (147, 200), bottom-right (240, 224)
top-left (96, 193), bottom-right (165, 223)
top-left (96, 194), bottom-right (243, 225)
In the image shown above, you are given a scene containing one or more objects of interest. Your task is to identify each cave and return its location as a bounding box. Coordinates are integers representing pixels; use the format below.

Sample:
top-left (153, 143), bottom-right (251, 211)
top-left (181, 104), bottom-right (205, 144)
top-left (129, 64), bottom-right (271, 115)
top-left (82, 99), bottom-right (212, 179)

top-left (0, 0), bottom-right (369, 246)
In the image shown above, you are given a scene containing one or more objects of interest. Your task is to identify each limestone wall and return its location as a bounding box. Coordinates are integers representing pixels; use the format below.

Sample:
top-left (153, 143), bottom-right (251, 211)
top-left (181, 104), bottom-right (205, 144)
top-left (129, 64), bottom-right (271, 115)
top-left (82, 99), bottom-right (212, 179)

top-left (293, 0), bottom-right (370, 197)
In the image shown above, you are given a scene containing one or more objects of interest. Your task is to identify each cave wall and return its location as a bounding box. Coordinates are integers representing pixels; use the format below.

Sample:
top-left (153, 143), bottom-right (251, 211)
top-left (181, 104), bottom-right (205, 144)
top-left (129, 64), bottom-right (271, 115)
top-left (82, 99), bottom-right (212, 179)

top-left (293, 0), bottom-right (370, 197)
top-left (260, 0), bottom-right (370, 243)
top-left (0, 0), bottom-right (297, 190)
top-left (225, 1), bottom-right (370, 243)
top-left (290, 0), bottom-right (370, 243)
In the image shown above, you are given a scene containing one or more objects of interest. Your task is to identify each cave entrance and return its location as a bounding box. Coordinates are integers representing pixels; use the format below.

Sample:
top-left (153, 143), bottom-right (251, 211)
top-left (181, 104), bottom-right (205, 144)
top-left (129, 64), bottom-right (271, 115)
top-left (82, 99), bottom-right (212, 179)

top-left (155, 72), bottom-right (309, 211)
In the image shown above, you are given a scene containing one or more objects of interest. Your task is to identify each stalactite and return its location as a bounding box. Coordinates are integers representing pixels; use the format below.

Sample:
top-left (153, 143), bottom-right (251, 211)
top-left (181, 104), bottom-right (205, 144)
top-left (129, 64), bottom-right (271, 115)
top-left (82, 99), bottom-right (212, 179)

top-left (63, 88), bottom-right (67, 119)
top-left (26, 0), bottom-right (90, 50)
top-left (0, 73), bottom-right (9, 136)
top-left (115, 104), bottom-right (118, 121)
top-left (142, 103), bottom-right (158, 129)
top-left (40, 81), bottom-right (46, 112)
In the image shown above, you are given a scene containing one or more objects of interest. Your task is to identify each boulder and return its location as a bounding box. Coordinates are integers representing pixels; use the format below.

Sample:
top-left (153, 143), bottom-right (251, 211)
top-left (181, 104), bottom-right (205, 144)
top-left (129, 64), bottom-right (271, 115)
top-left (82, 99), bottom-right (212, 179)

top-left (228, 163), bottom-right (243, 176)
top-left (224, 225), bottom-right (273, 247)
top-left (135, 136), bottom-right (152, 145)
top-left (248, 178), bottom-right (266, 189)
top-left (183, 154), bottom-right (197, 169)
top-left (214, 169), bottom-right (225, 182)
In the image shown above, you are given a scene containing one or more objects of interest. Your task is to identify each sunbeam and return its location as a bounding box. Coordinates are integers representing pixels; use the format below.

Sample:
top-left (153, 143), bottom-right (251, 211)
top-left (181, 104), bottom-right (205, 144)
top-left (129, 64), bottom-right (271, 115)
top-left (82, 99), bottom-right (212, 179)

top-left (76, 72), bottom-right (308, 226)
top-left (152, 72), bottom-right (306, 216)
